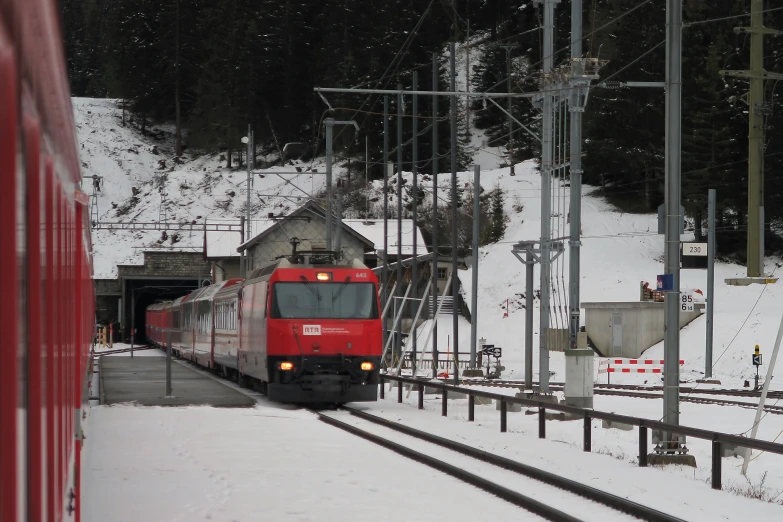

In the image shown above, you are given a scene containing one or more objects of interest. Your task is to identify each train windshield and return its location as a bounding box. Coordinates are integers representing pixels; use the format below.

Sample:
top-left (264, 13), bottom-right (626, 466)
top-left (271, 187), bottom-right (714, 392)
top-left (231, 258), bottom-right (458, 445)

top-left (271, 281), bottom-right (378, 319)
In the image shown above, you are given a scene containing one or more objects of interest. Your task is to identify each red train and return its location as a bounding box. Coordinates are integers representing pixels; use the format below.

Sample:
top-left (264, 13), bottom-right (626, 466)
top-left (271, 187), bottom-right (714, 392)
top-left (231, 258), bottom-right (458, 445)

top-left (1, 2), bottom-right (95, 522)
top-left (146, 257), bottom-right (382, 403)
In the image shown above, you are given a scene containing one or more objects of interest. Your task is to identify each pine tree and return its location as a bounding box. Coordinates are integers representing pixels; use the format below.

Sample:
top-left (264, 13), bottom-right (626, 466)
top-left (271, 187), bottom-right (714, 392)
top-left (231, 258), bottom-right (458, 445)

top-left (105, 0), bottom-right (168, 132)
top-left (489, 186), bottom-right (506, 243)
top-left (582, 0), bottom-right (666, 206)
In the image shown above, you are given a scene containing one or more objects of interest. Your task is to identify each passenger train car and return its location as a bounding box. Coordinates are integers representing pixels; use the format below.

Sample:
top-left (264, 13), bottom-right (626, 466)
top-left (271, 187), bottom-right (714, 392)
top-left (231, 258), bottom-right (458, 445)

top-left (1, 2), bottom-right (96, 521)
top-left (145, 258), bottom-right (382, 403)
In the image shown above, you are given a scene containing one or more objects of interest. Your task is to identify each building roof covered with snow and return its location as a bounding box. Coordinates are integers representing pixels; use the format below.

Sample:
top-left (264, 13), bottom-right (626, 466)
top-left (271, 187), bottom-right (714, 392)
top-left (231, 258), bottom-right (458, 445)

top-left (207, 200), bottom-right (428, 262)
top-left (341, 218), bottom-right (427, 257)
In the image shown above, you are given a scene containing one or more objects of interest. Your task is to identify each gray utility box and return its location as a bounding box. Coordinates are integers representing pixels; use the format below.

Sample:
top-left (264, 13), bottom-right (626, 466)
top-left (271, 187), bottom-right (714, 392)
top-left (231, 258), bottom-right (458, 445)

top-left (582, 301), bottom-right (704, 359)
top-left (564, 348), bottom-right (594, 409)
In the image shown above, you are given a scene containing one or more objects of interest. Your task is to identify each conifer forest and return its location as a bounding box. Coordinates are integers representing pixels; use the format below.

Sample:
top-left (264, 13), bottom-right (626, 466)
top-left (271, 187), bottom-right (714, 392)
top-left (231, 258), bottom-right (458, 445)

top-left (61, 0), bottom-right (783, 260)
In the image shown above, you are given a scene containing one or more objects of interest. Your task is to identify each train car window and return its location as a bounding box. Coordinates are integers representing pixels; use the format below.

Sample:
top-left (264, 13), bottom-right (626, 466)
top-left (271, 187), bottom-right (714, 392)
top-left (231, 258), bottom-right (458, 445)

top-left (271, 282), bottom-right (378, 319)
top-left (196, 300), bottom-right (211, 333)
top-left (182, 303), bottom-right (192, 330)
top-left (222, 302), bottom-right (227, 329)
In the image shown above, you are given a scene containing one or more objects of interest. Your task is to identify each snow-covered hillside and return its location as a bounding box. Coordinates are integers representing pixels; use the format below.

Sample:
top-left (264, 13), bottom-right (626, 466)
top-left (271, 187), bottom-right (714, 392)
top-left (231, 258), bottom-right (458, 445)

top-left (75, 98), bottom-right (333, 279)
top-left (397, 160), bottom-right (783, 390)
top-left (77, 97), bottom-right (783, 390)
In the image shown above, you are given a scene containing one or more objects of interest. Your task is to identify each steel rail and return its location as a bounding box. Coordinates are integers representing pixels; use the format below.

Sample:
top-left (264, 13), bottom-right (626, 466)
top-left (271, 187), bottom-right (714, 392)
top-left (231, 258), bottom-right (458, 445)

top-left (382, 374), bottom-right (783, 456)
top-left (312, 408), bottom-right (584, 522)
top-left (342, 406), bottom-right (685, 522)
top-left (456, 381), bottom-right (783, 414)
top-left (92, 345), bottom-right (155, 356)
top-left (457, 379), bottom-right (783, 398)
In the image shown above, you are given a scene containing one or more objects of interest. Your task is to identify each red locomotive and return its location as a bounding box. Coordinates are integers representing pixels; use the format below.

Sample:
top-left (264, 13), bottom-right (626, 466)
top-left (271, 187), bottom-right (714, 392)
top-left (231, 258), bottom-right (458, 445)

top-left (146, 256), bottom-right (382, 403)
top-left (1, 2), bottom-right (95, 521)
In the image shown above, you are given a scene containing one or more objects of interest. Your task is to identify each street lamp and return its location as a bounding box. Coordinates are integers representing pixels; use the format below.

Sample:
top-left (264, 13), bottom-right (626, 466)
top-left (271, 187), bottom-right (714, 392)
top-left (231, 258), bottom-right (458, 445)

top-left (242, 127), bottom-right (252, 275)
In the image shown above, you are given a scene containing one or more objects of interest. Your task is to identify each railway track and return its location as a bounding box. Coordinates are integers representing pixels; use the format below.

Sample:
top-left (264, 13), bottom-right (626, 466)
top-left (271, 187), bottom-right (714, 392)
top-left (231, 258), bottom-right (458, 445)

top-left (458, 380), bottom-right (783, 398)
top-left (455, 380), bottom-right (783, 415)
top-left (92, 345), bottom-right (156, 356)
top-left (310, 406), bottom-right (685, 522)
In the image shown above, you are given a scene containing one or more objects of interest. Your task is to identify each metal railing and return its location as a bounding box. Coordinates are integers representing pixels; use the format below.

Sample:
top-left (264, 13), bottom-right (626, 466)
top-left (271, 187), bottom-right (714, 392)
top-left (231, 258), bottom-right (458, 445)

top-left (395, 351), bottom-right (474, 371)
top-left (379, 374), bottom-right (783, 490)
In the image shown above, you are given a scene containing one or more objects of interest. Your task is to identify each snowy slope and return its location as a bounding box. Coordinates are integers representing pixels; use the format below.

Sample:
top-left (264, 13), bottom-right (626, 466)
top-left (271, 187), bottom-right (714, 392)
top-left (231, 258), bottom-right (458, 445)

top-left (77, 97), bottom-right (783, 389)
top-left (452, 35), bottom-right (512, 171)
top-left (394, 160), bottom-right (783, 390)
top-left (75, 98), bottom-right (333, 278)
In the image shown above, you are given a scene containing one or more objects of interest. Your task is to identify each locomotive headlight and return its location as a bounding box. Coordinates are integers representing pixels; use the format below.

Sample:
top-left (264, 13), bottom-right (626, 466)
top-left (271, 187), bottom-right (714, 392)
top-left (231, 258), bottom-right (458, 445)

top-left (279, 361), bottom-right (295, 371)
top-left (316, 272), bottom-right (332, 281)
top-left (360, 362), bottom-right (374, 371)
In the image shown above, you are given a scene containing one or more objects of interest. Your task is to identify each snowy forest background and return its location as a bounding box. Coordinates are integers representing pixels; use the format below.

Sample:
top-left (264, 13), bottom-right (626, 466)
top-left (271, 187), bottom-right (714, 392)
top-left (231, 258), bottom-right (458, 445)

top-left (61, 0), bottom-right (783, 261)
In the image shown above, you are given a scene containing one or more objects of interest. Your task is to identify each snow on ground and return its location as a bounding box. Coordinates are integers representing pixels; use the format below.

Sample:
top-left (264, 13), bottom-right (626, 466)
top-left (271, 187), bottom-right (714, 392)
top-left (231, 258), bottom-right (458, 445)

top-left (360, 396), bottom-right (783, 519)
top-left (81, 400), bottom-right (549, 522)
top-left (80, 368), bottom-right (783, 521)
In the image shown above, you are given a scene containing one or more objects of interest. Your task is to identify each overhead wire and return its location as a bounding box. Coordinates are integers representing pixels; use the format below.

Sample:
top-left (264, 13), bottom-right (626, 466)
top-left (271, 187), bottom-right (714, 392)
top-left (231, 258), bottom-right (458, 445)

top-left (683, 6), bottom-right (783, 28)
top-left (491, 0), bottom-right (660, 94)
top-left (675, 263), bottom-right (781, 436)
top-left (333, 0), bottom-right (437, 144)
top-left (599, 39), bottom-right (666, 84)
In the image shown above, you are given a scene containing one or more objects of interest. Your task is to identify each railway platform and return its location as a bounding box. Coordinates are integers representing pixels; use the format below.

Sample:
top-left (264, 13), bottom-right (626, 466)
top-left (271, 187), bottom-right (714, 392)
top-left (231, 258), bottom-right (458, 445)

top-left (99, 355), bottom-right (255, 407)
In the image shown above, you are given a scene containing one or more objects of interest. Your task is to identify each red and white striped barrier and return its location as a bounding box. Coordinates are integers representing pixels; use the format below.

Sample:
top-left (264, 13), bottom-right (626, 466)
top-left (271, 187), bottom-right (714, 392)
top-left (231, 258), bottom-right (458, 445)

top-left (608, 367), bottom-right (663, 373)
top-left (610, 359), bottom-right (684, 365)
top-left (596, 358), bottom-right (685, 381)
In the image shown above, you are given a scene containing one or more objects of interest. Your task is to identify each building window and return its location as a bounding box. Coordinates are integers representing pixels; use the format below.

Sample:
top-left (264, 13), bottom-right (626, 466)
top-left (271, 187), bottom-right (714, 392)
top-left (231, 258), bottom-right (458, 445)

top-left (437, 267), bottom-right (448, 280)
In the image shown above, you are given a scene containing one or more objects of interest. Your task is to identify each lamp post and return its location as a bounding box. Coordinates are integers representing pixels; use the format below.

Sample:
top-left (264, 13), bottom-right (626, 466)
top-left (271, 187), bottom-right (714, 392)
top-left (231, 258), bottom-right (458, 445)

top-left (241, 132), bottom-right (252, 275)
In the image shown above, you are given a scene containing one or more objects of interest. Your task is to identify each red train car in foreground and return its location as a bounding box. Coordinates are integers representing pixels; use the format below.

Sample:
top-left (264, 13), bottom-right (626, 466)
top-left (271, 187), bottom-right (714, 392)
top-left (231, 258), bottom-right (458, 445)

top-left (146, 256), bottom-right (382, 404)
top-left (1, 2), bottom-right (95, 521)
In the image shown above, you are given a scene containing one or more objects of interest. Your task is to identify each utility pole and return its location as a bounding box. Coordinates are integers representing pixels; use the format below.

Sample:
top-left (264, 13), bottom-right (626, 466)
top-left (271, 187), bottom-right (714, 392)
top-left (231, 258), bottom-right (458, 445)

top-left (365, 136), bottom-right (369, 217)
top-left (564, 0), bottom-right (598, 409)
top-left (537, 0), bottom-right (559, 394)
top-left (242, 125), bottom-right (253, 275)
top-left (323, 118), bottom-right (358, 255)
top-left (466, 24), bottom-right (471, 133)
top-left (396, 85), bottom-right (404, 362)
top-left (706, 189), bottom-right (716, 378)
top-left (721, 0), bottom-right (782, 278)
top-left (383, 96), bottom-right (390, 350)
top-left (336, 181), bottom-right (343, 256)
top-left (432, 53), bottom-right (440, 379)
top-left (470, 165), bottom-right (480, 369)
top-left (661, 0), bottom-right (684, 454)
top-left (325, 118), bottom-right (334, 252)
top-left (412, 71), bottom-right (419, 369)
top-left (450, 41), bottom-right (459, 386)
top-left (239, 216), bottom-right (246, 278)
top-left (568, 1), bottom-right (583, 355)
top-left (174, 0), bottom-right (182, 157)
top-left (501, 45), bottom-right (518, 151)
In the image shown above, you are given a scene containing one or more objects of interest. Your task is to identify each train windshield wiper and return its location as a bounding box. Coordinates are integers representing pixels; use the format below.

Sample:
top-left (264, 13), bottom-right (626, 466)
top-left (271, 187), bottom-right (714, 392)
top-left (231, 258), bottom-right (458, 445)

top-left (331, 276), bottom-right (351, 303)
top-left (299, 275), bottom-right (322, 301)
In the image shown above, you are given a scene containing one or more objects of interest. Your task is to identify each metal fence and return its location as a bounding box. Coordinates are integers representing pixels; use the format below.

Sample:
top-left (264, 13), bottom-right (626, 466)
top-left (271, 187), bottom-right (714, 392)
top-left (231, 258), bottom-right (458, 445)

top-left (379, 374), bottom-right (783, 490)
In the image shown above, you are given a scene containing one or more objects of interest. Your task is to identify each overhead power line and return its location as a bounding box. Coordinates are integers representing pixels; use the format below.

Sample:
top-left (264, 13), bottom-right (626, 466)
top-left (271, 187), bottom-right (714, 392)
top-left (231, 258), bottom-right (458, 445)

top-left (683, 6), bottom-right (783, 27)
